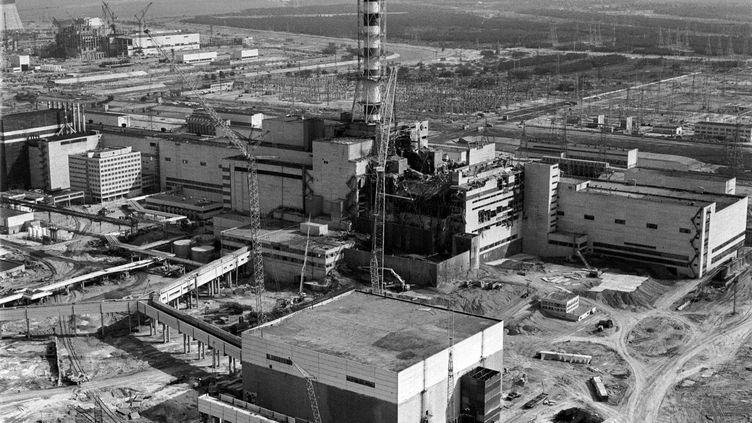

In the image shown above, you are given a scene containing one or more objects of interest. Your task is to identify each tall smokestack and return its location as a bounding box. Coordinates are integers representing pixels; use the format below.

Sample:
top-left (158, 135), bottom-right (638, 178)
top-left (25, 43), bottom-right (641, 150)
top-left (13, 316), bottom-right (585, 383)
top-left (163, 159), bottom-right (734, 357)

top-left (0, 0), bottom-right (24, 31)
top-left (356, 0), bottom-right (384, 124)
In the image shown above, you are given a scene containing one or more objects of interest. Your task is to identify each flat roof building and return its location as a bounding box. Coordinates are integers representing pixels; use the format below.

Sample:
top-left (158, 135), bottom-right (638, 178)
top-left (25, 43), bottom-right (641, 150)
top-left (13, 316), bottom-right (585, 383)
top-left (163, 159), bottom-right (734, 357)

top-left (144, 194), bottom-right (223, 222)
top-left (113, 31), bottom-right (200, 57)
top-left (69, 146), bottom-right (142, 203)
top-left (243, 290), bottom-right (504, 423)
top-left (523, 162), bottom-right (748, 278)
top-left (624, 167), bottom-right (736, 195)
top-left (28, 132), bottom-right (101, 191)
top-left (694, 121), bottom-right (752, 143)
top-left (0, 207), bottom-right (34, 234)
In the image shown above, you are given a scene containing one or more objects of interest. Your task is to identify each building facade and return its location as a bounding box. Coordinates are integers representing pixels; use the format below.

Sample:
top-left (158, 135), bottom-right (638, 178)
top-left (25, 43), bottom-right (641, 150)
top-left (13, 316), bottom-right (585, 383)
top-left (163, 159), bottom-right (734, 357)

top-left (113, 32), bottom-right (200, 56)
top-left (694, 121), bottom-right (752, 143)
top-left (69, 146), bottom-right (142, 202)
top-left (523, 163), bottom-right (748, 278)
top-left (27, 132), bottom-right (101, 191)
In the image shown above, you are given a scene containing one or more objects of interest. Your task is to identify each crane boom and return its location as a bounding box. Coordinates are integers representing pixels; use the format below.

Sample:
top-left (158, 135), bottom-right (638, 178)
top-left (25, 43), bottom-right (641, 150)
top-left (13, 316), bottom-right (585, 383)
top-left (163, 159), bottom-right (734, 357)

top-left (292, 362), bottom-right (322, 423)
top-left (144, 29), bottom-right (266, 322)
top-left (370, 67), bottom-right (398, 295)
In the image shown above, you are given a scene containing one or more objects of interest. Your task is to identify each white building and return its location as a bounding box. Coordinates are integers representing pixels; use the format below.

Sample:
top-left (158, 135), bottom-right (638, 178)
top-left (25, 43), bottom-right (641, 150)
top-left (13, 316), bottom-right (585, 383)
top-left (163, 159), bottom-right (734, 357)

top-left (69, 146), bottom-right (142, 203)
top-left (113, 31), bottom-right (200, 57)
top-left (523, 162), bottom-right (748, 278)
top-left (231, 49), bottom-right (259, 61)
top-left (240, 290), bottom-right (504, 423)
top-left (694, 121), bottom-right (752, 143)
top-left (176, 51), bottom-right (217, 64)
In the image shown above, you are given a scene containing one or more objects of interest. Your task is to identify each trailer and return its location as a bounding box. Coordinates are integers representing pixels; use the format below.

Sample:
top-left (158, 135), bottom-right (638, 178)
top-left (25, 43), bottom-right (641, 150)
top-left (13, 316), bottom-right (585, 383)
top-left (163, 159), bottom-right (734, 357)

top-left (523, 392), bottom-right (548, 409)
top-left (590, 376), bottom-right (609, 401)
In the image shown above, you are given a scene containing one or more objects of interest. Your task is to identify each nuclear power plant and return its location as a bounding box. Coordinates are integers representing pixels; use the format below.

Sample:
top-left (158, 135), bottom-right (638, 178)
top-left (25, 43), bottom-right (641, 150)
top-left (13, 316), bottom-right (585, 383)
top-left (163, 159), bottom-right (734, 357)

top-left (1, 0), bottom-right (752, 422)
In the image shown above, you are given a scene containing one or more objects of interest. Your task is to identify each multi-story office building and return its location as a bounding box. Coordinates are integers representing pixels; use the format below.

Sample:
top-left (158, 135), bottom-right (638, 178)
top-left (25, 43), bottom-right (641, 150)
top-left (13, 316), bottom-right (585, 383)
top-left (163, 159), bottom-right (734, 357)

top-left (694, 121), bottom-right (752, 142)
top-left (69, 146), bottom-right (142, 202)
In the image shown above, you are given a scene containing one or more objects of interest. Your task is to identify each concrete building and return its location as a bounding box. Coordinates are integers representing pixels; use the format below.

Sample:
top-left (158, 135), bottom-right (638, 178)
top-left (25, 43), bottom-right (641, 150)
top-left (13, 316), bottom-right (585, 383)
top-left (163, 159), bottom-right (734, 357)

top-left (540, 292), bottom-right (579, 315)
top-left (0, 109), bottom-right (68, 190)
top-left (694, 121), bottom-right (752, 143)
top-left (624, 167), bottom-right (736, 195)
top-left (176, 51), bottom-right (217, 64)
top-left (53, 17), bottom-right (106, 60)
top-left (8, 54), bottom-right (30, 71)
top-left (113, 31), bottom-right (200, 57)
top-left (0, 207), bottom-right (34, 234)
top-left (521, 138), bottom-right (638, 168)
top-left (99, 129), bottom-right (160, 193)
top-left (242, 290), bottom-right (504, 423)
top-left (186, 109), bottom-right (230, 136)
top-left (69, 146), bottom-right (142, 203)
top-left (27, 132), bottom-right (101, 191)
top-left (310, 137), bottom-right (371, 221)
top-left (231, 49), bottom-right (259, 61)
top-left (221, 222), bottom-right (353, 285)
top-left (523, 162), bottom-right (748, 278)
top-left (144, 194), bottom-right (223, 222)
top-left (87, 111), bottom-right (131, 128)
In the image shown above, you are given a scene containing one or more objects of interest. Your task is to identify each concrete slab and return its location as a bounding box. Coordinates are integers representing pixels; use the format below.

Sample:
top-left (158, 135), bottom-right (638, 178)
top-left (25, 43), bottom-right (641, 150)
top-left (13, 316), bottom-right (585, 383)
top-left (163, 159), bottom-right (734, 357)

top-left (588, 272), bottom-right (648, 293)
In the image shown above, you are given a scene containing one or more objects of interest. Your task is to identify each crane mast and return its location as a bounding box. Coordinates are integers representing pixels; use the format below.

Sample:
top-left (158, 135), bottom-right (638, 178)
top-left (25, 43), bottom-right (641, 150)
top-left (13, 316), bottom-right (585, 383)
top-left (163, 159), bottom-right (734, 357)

top-left (292, 362), bottom-right (322, 423)
top-left (370, 67), bottom-right (398, 295)
top-left (144, 29), bottom-right (266, 323)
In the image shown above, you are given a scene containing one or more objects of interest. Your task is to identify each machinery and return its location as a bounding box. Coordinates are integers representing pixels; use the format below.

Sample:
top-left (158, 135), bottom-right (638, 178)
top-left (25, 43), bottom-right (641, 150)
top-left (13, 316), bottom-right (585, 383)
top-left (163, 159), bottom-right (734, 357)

top-left (369, 67), bottom-right (398, 295)
top-left (145, 29), bottom-right (267, 322)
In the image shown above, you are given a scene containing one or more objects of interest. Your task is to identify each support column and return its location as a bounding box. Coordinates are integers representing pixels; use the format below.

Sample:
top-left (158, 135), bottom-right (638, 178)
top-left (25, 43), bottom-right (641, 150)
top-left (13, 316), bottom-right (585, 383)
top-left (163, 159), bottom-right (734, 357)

top-left (149, 320), bottom-right (154, 336)
top-left (161, 323), bottom-right (166, 343)
top-left (187, 336), bottom-right (192, 352)
top-left (72, 314), bottom-right (76, 335)
top-left (197, 341), bottom-right (202, 360)
top-left (100, 312), bottom-right (105, 338)
top-left (228, 356), bottom-right (231, 373)
top-left (183, 334), bottom-right (187, 353)
top-left (26, 318), bottom-right (30, 340)
top-left (195, 279), bottom-right (199, 307)
top-left (166, 326), bottom-right (171, 343)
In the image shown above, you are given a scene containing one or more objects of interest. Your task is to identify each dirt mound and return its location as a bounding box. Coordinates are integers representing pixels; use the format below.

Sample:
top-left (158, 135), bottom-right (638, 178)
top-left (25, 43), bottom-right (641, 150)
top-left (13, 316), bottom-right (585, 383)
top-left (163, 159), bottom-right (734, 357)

top-left (589, 278), bottom-right (672, 310)
top-left (627, 316), bottom-right (690, 358)
top-left (553, 407), bottom-right (604, 423)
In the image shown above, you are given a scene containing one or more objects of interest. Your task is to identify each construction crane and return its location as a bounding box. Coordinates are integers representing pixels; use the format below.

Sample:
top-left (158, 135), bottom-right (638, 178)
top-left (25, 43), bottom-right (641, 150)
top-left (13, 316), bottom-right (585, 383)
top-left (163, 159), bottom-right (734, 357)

top-left (134, 2), bottom-right (152, 38)
top-left (101, 1), bottom-right (118, 36)
top-left (298, 222), bottom-right (311, 295)
top-left (370, 67), bottom-right (398, 295)
top-left (292, 361), bottom-right (322, 423)
top-left (144, 29), bottom-right (267, 323)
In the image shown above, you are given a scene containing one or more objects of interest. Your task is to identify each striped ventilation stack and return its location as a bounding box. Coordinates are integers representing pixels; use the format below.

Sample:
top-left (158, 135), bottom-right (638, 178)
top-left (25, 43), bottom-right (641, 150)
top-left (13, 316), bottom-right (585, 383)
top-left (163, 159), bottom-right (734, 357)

top-left (356, 0), bottom-right (384, 124)
top-left (0, 0), bottom-right (23, 31)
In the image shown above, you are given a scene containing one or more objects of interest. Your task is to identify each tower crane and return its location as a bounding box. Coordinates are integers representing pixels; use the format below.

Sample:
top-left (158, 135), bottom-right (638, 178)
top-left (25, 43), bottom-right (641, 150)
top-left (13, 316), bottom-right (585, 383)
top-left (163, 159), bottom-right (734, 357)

top-left (292, 361), bottom-right (322, 423)
top-left (370, 67), bottom-right (398, 295)
top-left (144, 29), bottom-right (267, 323)
top-left (134, 2), bottom-right (152, 38)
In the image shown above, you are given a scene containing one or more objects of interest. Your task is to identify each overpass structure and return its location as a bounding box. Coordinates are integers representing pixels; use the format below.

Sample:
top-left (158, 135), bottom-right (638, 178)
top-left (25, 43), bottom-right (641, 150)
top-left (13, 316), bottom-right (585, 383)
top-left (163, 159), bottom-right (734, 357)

top-left (104, 234), bottom-right (204, 268)
top-left (0, 259), bottom-right (157, 307)
top-left (0, 248), bottom-right (251, 366)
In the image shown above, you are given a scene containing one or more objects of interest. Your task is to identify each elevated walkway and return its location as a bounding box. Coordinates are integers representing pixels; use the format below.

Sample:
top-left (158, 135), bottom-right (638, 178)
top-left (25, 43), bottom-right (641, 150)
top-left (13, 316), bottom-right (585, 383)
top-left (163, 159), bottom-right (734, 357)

top-left (104, 234), bottom-right (203, 268)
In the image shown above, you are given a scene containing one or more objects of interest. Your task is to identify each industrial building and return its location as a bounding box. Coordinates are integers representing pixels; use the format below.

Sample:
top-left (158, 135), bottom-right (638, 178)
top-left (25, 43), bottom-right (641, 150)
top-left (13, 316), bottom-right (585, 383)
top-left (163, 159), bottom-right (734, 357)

top-left (0, 207), bottom-right (34, 234)
top-left (69, 146), bottom-right (142, 202)
top-left (53, 17), bottom-right (106, 60)
top-left (521, 138), bottom-right (638, 169)
top-left (112, 31), bottom-right (200, 57)
top-left (0, 107), bottom-right (80, 191)
top-left (144, 194), bottom-right (223, 222)
top-left (694, 121), bottom-right (752, 142)
top-left (27, 132), bottom-right (101, 191)
top-left (220, 222), bottom-right (353, 285)
top-left (624, 167), bottom-right (736, 195)
top-left (242, 290), bottom-right (504, 423)
top-left (231, 49), bottom-right (259, 61)
top-left (176, 51), bottom-right (217, 64)
top-left (523, 162), bottom-right (748, 278)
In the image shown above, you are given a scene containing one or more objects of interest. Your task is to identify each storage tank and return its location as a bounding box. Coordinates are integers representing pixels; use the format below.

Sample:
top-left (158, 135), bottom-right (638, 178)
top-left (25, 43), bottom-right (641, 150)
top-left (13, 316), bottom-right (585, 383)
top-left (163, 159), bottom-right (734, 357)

top-left (173, 239), bottom-right (192, 258)
top-left (190, 245), bottom-right (214, 263)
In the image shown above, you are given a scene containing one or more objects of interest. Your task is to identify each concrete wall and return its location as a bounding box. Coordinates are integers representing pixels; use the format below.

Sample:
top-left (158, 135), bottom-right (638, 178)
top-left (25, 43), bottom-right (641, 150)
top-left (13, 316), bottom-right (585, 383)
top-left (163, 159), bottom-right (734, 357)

top-left (343, 248), bottom-right (472, 288)
top-left (312, 139), bottom-right (371, 219)
top-left (28, 133), bottom-right (100, 191)
top-left (707, 197), bottom-right (748, 270)
top-left (396, 321), bottom-right (504, 423)
top-left (556, 180), bottom-right (701, 276)
top-left (522, 162), bottom-right (560, 256)
top-left (624, 168), bottom-right (736, 195)
top-left (223, 157), bottom-right (306, 214)
top-left (159, 139), bottom-right (236, 203)
top-left (264, 117), bottom-right (324, 151)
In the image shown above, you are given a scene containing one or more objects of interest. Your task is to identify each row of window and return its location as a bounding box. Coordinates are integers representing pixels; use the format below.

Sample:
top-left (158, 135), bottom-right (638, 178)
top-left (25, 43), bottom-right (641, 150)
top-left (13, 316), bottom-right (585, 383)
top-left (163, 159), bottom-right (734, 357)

top-left (265, 354), bottom-right (376, 388)
top-left (562, 212), bottom-right (692, 233)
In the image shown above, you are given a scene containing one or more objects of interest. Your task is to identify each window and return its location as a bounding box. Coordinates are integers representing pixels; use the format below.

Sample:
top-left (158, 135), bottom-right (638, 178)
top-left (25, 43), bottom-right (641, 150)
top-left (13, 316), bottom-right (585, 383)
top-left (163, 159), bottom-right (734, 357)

top-left (646, 223), bottom-right (658, 229)
top-left (149, 142), bottom-right (157, 147)
top-left (556, 211), bottom-right (565, 216)
top-left (265, 354), bottom-right (292, 365)
top-left (679, 228), bottom-right (691, 234)
top-left (164, 157), bottom-right (171, 162)
top-left (346, 375), bottom-right (375, 388)
top-left (584, 214), bottom-right (594, 220)
top-left (182, 159), bottom-right (188, 164)
top-left (614, 219), bottom-right (626, 225)
top-left (200, 161), bottom-right (207, 166)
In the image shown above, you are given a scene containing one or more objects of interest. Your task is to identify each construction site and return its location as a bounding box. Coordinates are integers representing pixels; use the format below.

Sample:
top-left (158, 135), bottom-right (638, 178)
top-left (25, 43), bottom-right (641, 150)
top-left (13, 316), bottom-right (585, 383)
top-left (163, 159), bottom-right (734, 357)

top-left (2, 0), bottom-right (752, 423)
